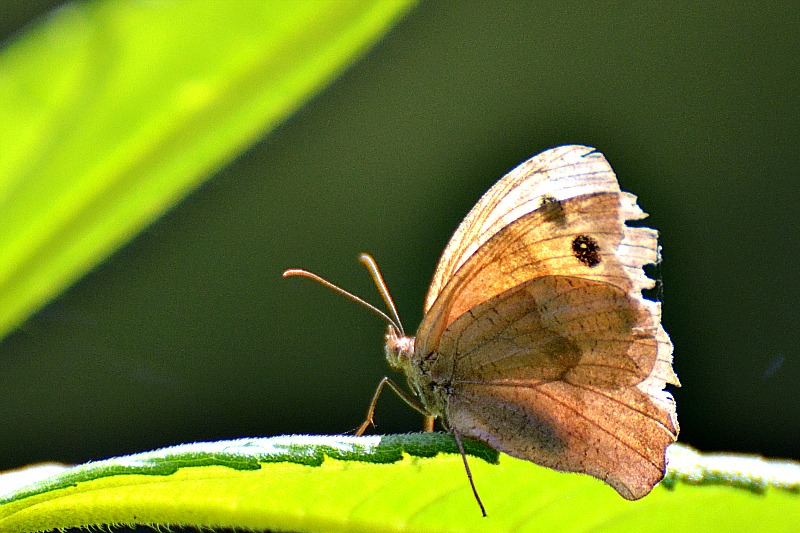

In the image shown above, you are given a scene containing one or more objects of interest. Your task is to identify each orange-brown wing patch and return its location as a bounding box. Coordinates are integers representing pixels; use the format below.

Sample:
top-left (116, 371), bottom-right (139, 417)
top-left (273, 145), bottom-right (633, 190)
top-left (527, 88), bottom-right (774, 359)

top-left (416, 191), bottom-right (656, 355)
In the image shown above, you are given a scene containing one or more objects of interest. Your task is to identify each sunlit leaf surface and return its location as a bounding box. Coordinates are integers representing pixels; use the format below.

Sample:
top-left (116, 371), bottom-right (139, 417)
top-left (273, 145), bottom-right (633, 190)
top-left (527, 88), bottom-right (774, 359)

top-left (1, 435), bottom-right (797, 532)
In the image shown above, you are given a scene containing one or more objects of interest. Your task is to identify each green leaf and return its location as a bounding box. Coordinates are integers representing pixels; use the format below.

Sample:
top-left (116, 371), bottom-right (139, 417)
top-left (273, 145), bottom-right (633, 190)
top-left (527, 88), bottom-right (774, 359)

top-left (0, 0), bottom-right (414, 341)
top-left (1, 435), bottom-right (797, 532)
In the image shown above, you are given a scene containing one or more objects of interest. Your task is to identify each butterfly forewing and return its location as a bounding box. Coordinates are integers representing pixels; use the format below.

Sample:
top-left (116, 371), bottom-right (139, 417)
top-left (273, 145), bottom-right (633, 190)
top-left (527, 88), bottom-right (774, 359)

top-left (423, 145), bottom-right (623, 314)
top-left (416, 191), bottom-right (656, 352)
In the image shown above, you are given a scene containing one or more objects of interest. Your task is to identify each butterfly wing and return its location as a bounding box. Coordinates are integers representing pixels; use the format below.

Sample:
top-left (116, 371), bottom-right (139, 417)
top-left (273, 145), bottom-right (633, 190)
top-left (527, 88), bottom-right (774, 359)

top-left (414, 146), bottom-right (678, 499)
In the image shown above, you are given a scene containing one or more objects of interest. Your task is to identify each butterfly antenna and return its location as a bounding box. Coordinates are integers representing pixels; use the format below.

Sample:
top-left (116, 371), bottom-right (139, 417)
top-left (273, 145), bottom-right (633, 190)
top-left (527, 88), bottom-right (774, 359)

top-left (283, 267), bottom-right (401, 332)
top-left (454, 431), bottom-right (487, 517)
top-left (358, 253), bottom-right (405, 336)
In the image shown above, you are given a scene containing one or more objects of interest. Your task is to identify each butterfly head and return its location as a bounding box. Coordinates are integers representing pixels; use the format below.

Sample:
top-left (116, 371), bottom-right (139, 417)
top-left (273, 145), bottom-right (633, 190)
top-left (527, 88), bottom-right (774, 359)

top-left (384, 324), bottom-right (415, 373)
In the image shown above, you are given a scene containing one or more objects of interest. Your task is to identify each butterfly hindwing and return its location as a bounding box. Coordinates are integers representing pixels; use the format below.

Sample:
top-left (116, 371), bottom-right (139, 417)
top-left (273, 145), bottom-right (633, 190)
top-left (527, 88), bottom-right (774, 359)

top-left (427, 275), bottom-right (677, 499)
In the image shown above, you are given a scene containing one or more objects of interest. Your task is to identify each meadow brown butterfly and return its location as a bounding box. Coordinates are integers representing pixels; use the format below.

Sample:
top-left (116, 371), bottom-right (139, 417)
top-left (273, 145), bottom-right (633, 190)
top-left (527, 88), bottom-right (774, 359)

top-left (284, 145), bottom-right (679, 515)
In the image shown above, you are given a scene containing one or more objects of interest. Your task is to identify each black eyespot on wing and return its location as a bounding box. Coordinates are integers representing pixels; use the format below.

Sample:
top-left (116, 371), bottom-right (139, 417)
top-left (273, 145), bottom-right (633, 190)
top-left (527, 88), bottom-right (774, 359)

top-left (539, 195), bottom-right (566, 225)
top-left (572, 235), bottom-right (601, 267)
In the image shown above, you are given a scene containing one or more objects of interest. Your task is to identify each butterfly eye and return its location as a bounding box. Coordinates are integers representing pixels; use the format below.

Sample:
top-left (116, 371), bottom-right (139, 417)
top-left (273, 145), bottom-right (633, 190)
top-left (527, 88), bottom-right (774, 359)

top-left (571, 234), bottom-right (601, 267)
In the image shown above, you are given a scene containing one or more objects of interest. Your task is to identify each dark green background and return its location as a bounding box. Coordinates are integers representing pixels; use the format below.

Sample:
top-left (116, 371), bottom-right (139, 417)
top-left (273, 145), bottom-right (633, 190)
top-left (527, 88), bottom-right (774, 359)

top-left (1, 0), bottom-right (798, 475)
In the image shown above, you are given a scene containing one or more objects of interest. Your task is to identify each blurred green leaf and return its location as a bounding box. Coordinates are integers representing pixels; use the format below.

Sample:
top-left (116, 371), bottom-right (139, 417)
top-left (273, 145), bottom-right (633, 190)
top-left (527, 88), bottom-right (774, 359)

top-left (0, 0), bottom-right (414, 341)
top-left (0, 436), bottom-right (797, 532)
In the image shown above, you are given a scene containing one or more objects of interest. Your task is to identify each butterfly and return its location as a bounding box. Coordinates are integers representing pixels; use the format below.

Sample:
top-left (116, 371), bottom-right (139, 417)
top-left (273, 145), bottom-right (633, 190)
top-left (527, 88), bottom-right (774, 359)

top-left (284, 145), bottom-right (679, 515)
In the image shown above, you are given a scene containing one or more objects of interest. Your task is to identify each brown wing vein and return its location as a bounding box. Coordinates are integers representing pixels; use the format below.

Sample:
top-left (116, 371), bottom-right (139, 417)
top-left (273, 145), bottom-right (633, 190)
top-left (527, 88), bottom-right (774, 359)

top-left (559, 380), bottom-right (677, 436)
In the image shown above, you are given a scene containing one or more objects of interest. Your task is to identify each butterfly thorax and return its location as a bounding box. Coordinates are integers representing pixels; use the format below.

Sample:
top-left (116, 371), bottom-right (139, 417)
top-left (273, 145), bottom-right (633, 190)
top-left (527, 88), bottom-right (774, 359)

top-left (385, 325), bottom-right (447, 419)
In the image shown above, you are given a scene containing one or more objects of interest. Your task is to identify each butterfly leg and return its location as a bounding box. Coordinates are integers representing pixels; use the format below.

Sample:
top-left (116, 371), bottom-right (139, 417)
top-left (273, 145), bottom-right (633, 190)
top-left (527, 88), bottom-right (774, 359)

top-left (453, 430), bottom-right (487, 517)
top-left (354, 376), bottom-right (430, 436)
